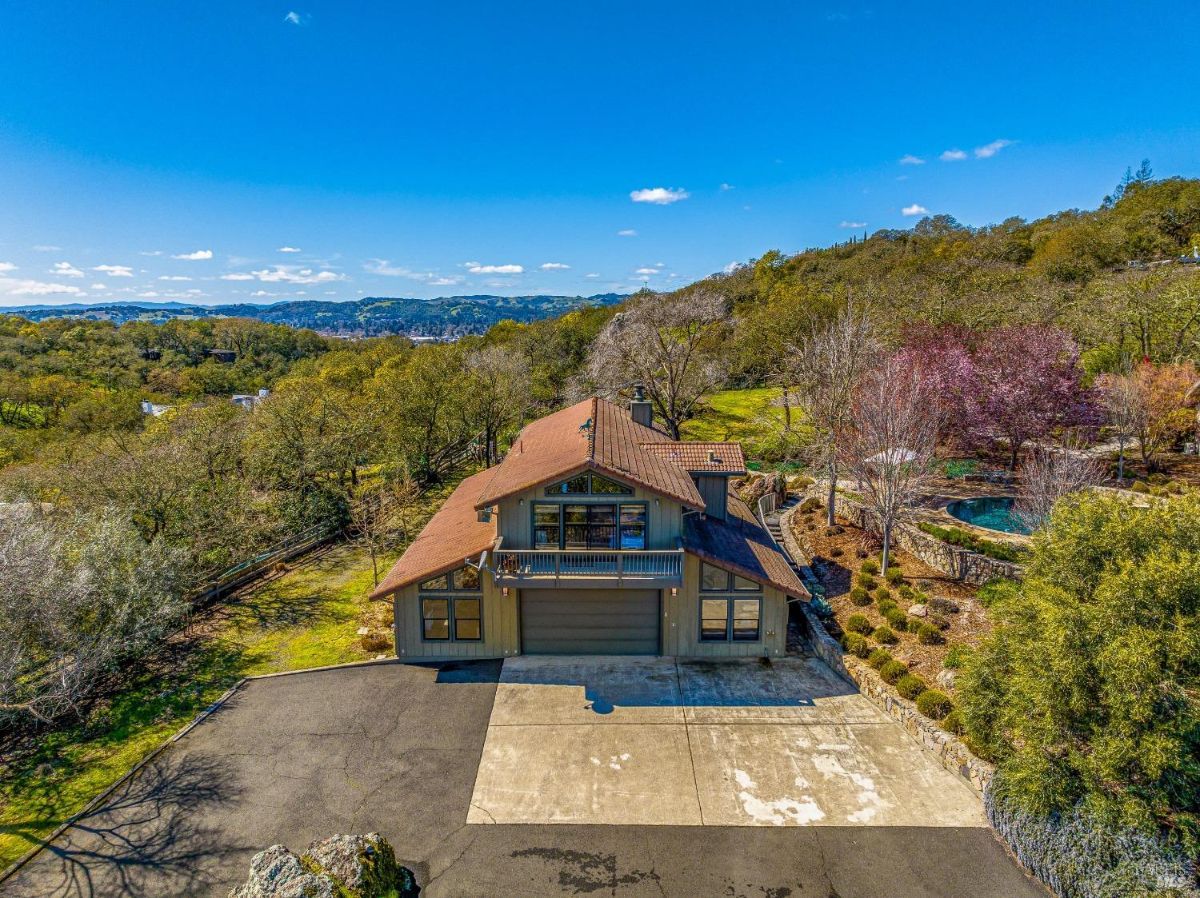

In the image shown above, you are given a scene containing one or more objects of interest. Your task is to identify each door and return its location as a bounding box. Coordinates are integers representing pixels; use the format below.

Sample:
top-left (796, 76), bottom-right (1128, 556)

top-left (520, 589), bottom-right (660, 654)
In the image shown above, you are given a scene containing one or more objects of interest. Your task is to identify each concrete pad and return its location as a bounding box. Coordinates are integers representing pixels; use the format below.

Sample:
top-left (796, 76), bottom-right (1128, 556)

top-left (688, 723), bottom-right (987, 827)
top-left (678, 656), bottom-right (889, 725)
top-left (489, 655), bottom-right (684, 726)
top-left (467, 723), bottom-right (702, 825)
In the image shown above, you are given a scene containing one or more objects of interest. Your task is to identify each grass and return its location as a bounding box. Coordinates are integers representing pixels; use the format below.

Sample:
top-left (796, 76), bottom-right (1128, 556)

top-left (0, 539), bottom-right (398, 872)
top-left (683, 387), bottom-right (807, 461)
top-left (917, 522), bottom-right (1028, 563)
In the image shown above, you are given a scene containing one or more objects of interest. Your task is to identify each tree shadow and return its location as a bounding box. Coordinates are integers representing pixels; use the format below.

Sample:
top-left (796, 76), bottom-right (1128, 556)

top-left (3, 753), bottom-right (245, 898)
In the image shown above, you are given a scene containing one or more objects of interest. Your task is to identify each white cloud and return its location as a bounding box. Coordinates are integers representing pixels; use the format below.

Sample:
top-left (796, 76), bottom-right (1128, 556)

top-left (974, 138), bottom-right (1013, 158)
top-left (0, 277), bottom-right (84, 297)
top-left (250, 290), bottom-right (273, 297)
top-left (0, 262), bottom-right (16, 273)
top-left (428, 277), bottom-right (461, 287)
top-left (902, 204), bottom-right (929, 216)
top-left (899, 154), bottom-right (925, 165)
top-left (139, 250), bottom-right (163, 256)
top-left (137, 291), bottom-right (160, 298)
top-left (93, 264), bottom-right (134, 277)
top-left (363, 260), bottom-right (464, 285)
top-left (720, 183), bottom-right (734, 191)
top-left (940, 148), bottom-right (968, 161)
top-left (158, 275), bottom-right (192, 281)
top-left (465, 263), bottom-right (523, 275)
top-left (634, 267), bottom-right (659, 276)
top-left (839, 221), bottom-right (867, 228)
top-left (220, 273), bottom-right (256, 281)
top-left (585, 272), bottom-right (600, 278)
top-left (540, 262), bottom-right (570, 270)
top-left (172, 249), bottom-right (213, 260)
top-left (278, 246), bottom-right (302, 253)
top-left (283, 10), bottom-right (310, 25)
top-left (51, 262), bottom-right (84, 277)
top-left (630, 187), bottom-right (689, 205)
top-left (31, 245), bottom-right (60, 252)
top-left (90, 283), bottom-right (106, 290)
top-left (617, 229), bottom-right (637, 237)
top-left (252, 266), bottom-right (344, 284)
top-left (722, 261), bottom-right (742, 274)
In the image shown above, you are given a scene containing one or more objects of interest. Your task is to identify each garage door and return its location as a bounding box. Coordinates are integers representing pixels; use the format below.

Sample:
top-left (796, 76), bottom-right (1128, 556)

top-left (521, 589), bottom-right (660, 655)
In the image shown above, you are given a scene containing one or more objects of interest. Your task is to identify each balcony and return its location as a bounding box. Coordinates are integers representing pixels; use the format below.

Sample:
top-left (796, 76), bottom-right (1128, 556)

top-left (493, 549), bottom-right (684, 589)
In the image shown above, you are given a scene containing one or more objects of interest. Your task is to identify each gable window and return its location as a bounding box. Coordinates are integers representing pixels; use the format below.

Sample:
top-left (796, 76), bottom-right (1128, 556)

top-left (533, 502), bottom-right (647, 550)
top-left (545, 473), bottom-right (634, 496)
top-left (419, 566), bottom-right (483, 642)
top-left (700, 597), bottom-right (762, 642)
top-left (699, 562), bottom-right (761, 593)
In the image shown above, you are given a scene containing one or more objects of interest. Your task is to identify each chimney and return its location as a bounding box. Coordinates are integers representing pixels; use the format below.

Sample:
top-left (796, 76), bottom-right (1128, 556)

top-left (629, 383), bottom-right (653, 428)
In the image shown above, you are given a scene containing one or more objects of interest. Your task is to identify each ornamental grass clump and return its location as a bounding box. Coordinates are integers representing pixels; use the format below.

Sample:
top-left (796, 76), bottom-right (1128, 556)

top-left (845, 613), bottom-right (873, 635)
top-left (879, 660), bottom-right (908, 685)
top-left (916, 689), bottom-right (953, 719)
top-left (897, 674), bottom-right (927, 700)
top-left (849, 586), bottom-right (872, 606)
top-left (860, 559), bottom-right (880, 575)
top-left (856, 572), bottom-right (877, 590)
top-left (871, 625), bottom-right (898, 645)
top-left (884, 566), bottom-right (905, 586)
top-left (842, 632), bottom-right (870, 658)
top-left (867, 648), bottom-right (893, 669)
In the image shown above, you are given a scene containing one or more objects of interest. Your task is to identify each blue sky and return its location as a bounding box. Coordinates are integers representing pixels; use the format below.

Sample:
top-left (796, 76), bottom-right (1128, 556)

top-left (0, 2), bottom-right (1196, 307)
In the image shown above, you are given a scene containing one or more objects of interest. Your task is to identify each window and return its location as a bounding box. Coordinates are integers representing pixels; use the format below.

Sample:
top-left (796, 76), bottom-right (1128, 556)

top-left (699, 597), bottom-right (761, 642)
top-left (619, 504), bottom-right (647, 549)
top-left (533, 504), bottom-right (561, 548)
top-left (419, 566), bottom-right (482, 642)
top-left (700, 562), bottom-right (762, 593)
top-left (545, 473), bottom-right (633, 496)
top-left (564, 504), bottom-right (616, 549)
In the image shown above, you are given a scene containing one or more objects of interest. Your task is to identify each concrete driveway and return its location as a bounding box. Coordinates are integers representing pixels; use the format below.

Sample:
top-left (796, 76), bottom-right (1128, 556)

top-left (0, 658), bottom-right (1046, 898)
top-left (470, 656), bottom-right (985, 827)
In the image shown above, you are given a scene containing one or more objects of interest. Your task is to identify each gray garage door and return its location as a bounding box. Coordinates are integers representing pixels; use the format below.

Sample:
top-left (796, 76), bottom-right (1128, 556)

top-left (520, 589), bottom-right (660, 655)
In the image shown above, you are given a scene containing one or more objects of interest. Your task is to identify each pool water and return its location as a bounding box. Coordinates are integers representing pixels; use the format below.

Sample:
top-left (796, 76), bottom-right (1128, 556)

top-left (945, 496), bottom-right (1030, 535)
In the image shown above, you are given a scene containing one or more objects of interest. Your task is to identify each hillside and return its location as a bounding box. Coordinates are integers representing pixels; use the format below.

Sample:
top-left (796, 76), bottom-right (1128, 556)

top-left (5, 292), bottom-right (627, 337)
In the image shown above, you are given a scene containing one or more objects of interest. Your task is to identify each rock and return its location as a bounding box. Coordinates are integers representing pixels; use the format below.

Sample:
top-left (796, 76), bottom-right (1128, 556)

top-left (356, 626), bottom-right (370, 636)
top-left (908, 603), bottom-right (928, 618)
top-left (229, 845), bottom-right (337, 898)
top-left (230, 835), bottom-right (417, 898)
top-left (936, 669), bottom-right (957, 691)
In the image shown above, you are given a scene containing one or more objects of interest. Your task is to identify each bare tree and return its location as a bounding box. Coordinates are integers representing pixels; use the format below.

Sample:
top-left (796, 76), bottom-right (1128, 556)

top-left (1014, 442), bottom-right (1104, 532)
top-left (786, 308), bottom-right (879, 526)
top-left (586, 290), bottom-right (730, 438)
top-left (1097, 368), bottom-right (1144, 483)
top-left (837, 357), bottom-right (941, 572)
top-left (348, 478), bottom-right (421, 587)
top-left (466, 346), bottom-right (531, 466)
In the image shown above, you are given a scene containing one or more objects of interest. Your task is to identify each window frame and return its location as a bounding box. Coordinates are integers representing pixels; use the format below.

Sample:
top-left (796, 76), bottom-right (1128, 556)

top-left (544, 472), bottom-right (634, 497)
top-left (698, 595), bottom-right (762, 643)
top-left (530, 500), bottom-right (648, 550)
top-left (418, 566), bottom-right (483, 643)
top-left (699, 561), bottom-right (763, 594)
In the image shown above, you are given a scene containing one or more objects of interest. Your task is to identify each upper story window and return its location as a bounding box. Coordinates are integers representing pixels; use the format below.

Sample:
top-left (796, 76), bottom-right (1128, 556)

top-left (545, 472), bottom-right (634, 496)
top-left (419, 566), bottom-right (482, 642)
top-left (532, 502), bottom-right (647, 550)
top-left (699, 562), bottom-right (761, 593)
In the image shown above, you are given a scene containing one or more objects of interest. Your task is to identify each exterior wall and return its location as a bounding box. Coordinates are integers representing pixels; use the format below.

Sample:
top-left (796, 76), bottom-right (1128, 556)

top-left (693, 474), bottom-right (728, 521)
top-left (661, 554), bottom-right (788, 658)
top-left (393, 573), bottom-right (520, 661)
top-left (495, 477), bottom-right (683, 550)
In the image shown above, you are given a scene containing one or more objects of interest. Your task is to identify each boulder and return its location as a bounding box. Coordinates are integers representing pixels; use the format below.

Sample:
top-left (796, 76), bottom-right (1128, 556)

top-left (230, 835), bottom-right (417, 898)
top-left (936, 669), bottom-right (957, 691)
top-left (908, 603), bottom-right (928, 618)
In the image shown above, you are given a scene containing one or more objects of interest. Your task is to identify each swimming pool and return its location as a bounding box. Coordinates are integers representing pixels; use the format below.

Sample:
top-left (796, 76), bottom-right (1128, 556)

top-left (945, 496), bottom-right (1030, 535)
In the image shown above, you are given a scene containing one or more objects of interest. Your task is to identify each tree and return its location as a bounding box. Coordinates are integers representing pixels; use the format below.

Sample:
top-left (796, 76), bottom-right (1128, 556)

top-left (348, 478), bottom-right (421, 587)
top-left (1097, 368), bottom-right (1145, 482)
top-left (0, 506), bottom-right (186, 725)
top-left (786, 309), bottom-right (879, 525)
top-left (1013, 441), bottom-right (1104, 532)
top-left (837, 356), bottom-right (941, 572)
top-left (466, 346), bottom-right (531, 466)
top-left (958, 492), bottom-right (1200, 848)
top-left (1129, 360), bottom-right (1197, 470)
top-left (586, 290), bottom-right (730, 439)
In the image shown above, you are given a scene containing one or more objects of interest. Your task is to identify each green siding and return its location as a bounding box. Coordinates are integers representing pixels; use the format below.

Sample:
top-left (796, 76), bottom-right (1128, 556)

top-left (663, 554), bottom-right (788, 657)
top-left (393, 574), bottom-right (519, 661)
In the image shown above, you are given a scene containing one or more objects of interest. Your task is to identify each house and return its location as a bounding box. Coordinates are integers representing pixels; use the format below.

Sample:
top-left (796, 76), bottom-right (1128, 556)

top-left (231, 388), bottom-right (270, 410)
top-left (369, 394), bottom-right (808, 659)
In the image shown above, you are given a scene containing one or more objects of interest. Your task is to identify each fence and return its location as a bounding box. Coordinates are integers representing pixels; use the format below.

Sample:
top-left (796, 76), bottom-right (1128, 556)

top-left (191, 522), bottom-right (339, 607)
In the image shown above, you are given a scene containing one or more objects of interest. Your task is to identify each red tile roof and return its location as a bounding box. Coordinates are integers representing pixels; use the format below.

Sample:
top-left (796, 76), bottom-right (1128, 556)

top-left (682, 489), bottom-right (809, 600)
top-left (474, 397), bottom-right (707, 511)
top-left (368, 468), bottom-right (497, 600)
top-left (638, 441), bottom-right (746, 474)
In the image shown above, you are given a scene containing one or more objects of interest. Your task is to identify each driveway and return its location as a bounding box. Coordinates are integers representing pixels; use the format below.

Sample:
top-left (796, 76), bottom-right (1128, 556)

top-left (0, 659), bottom-right (1046, 898)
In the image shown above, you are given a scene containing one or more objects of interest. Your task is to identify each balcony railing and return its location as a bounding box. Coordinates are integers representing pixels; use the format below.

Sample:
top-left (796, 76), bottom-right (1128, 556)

top-left (493, 549), bottom-right (684, 588)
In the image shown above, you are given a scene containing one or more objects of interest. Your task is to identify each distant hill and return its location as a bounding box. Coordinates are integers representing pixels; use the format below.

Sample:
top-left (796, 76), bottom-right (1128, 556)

top-left (3, 293), bottom-right (628, 336)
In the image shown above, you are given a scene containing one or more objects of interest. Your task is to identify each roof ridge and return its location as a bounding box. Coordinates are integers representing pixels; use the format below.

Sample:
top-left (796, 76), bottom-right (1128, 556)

top-left (587, 396), bottom-right (598, 460)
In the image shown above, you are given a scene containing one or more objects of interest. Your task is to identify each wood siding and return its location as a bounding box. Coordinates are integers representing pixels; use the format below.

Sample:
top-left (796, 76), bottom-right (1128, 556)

top-left (694, 474), bottom-right (729, 520)
top-left (661, 553), bottom-right (788, 657)
top-left (393, 574), bottom-right (519, 661)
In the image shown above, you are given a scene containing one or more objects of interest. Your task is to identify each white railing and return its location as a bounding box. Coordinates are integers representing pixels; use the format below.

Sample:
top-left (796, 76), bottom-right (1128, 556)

top-left (757, 492), bottom-right (778, 539)
top-left (494, 549), bottom-right (684, 587)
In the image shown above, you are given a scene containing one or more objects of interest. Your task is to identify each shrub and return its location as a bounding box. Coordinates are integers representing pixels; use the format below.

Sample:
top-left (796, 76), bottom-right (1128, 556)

top-left (897, 584), bottom-right (916, 601)
top-left (976, 577), bottom-right (1019, 608)
top-left (845, 613), bottom-right (873, 635)
top-left (849, 587), bottom-right (872, 606)
top-left (1130, 480), bottom-right (1150, 494)
top-left (798, 497), bottom-right (822, 513)
top-left (867, 648), bottom-right (893, 669)
top-left (943, 644), bottom-right (974, 669)
top-left (829, 547), bottom-right (843, 558)
top-left (361, 632), bottom-right (391, 652)
top-left (855, 572), bottom-right (876, 590)
top-left (941, 709), bottom-right (967, 735)
top-left (929, 613), bottom-right (951, 631)
top-left (855, 547), bottom-right (868, 558)
top-left (915, 690), bottom-right (954, 719)
top-left (860, 559), bottom-right (880, 575)
top-left (879, 660), bottom-right (908, 685)
top-left (929, 596), bottom-right (959, 615)
top-left (873, 586), bottom-right (892, 604)
top-left (825, 525), bottom-right (845, 536)
top-left (916, 622), bottom-right (944, 645)
top-left (884, 608), bottom-right (908, 630)
top-left (810, 596), bottom-right (833, 618)
top-left (842, 632), bottom-right (870, 658)
top-left (876, 598), bottom-right (898, 616)
top-left (916, 522), bottom-right (1026, 563)
top-left (897, 674), bottom-right (927, 700)
top-left (871, 625), bottom-right (899, 645)
top-left (884, 567), bottom-right (905, 586)
top-left (905, 616), bottom-right (924, 634)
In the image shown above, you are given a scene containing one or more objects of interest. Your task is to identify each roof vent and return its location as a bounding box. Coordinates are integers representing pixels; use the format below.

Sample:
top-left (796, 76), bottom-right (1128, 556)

top-left (629, 383), bottom-right (653, 428)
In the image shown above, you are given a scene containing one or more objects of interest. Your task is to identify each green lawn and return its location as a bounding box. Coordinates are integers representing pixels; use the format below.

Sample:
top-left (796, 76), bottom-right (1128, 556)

top-left (682, 387), bottom-right (807, 462)
top-left (0, 539), bottom-right (398, 872)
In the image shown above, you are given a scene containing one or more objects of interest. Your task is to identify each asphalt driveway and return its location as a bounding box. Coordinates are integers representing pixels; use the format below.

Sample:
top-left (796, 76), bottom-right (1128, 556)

top-left (0, 659), bottom-right (1047, 898)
